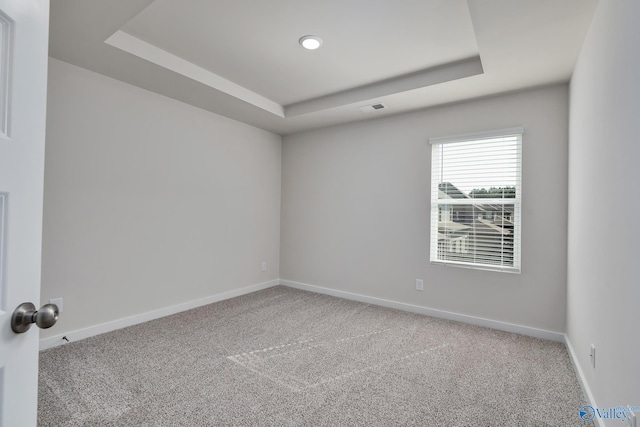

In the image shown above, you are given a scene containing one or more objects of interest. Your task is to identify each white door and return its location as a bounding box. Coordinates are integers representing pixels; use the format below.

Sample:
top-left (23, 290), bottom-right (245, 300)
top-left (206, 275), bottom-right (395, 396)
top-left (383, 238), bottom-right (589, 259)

top-left (0, 0), bottom-right (50, 425)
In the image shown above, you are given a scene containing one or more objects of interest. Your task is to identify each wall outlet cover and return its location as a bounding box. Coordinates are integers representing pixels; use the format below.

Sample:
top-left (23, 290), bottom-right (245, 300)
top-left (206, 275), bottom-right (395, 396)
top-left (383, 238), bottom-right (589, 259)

top-left (50, 297), bottom-right (63, 313)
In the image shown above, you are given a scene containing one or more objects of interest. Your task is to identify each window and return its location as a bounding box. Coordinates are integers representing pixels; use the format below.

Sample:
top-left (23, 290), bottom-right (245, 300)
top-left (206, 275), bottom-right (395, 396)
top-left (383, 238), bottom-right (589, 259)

top-left (429, 128), bottom-right (522, 273)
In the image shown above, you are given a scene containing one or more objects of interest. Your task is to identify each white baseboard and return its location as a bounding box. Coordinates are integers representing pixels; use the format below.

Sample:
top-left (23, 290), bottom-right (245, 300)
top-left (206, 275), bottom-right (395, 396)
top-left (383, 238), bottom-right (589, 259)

top-left (41, 277), bottom-right (565, 350)
top-left (39, 279), bottom-right (280, 351)
top-left (564, 334), bottom-right (603, 427)
top-left (280, 279), bottom-right (565, 342)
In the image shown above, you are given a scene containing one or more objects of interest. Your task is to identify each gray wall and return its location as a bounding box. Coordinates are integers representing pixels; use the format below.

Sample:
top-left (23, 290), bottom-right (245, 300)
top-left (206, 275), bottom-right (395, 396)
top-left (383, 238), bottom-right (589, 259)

top-left (40, 58), bottom-right (282, 338)
top-left (281, 85), bottom-right (569, 333)
top-left (567, 0), bottom-right (640, 415)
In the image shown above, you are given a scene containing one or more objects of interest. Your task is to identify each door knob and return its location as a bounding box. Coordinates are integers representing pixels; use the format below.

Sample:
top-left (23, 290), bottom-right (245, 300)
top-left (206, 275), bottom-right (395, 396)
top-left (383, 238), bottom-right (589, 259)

top-left (11, 302), bottom-right (59, 334)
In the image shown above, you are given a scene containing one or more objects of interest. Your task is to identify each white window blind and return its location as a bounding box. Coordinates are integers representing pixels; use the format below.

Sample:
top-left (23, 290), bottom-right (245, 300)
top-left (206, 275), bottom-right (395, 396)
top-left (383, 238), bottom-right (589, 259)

top-left (429, 128), bottom-right (522, 273)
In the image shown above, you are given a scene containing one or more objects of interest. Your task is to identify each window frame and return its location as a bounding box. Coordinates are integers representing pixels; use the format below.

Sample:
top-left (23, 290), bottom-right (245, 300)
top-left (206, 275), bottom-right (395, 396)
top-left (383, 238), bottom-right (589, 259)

top-left (429, 127), bottom-right (523, 273)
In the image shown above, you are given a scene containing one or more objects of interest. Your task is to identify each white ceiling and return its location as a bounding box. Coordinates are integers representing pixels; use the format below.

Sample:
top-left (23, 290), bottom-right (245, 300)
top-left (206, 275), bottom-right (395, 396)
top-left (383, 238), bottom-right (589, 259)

top-left (49, 0), bottom-right (598, 135)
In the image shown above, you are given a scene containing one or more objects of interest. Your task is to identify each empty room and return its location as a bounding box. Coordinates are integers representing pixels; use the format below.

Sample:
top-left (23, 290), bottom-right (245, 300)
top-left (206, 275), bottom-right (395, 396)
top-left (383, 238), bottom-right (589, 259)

top-left (1, 0), bottom-right (638, 426)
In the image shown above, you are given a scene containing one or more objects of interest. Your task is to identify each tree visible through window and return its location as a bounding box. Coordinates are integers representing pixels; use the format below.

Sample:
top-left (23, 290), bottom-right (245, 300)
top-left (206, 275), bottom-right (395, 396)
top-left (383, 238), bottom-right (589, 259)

top-left (429, 128), bottom-right (522, 272)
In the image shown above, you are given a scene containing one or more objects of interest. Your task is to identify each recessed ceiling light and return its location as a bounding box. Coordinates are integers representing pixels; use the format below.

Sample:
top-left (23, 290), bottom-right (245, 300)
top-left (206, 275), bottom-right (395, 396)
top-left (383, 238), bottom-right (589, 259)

top-left (299, 35), bottom-right (323, 50)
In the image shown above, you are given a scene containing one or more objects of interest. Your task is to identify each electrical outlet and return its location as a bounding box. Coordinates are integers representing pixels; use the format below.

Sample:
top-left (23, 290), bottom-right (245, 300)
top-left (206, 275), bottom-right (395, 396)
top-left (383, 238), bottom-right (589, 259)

top-left (261, 262), bottom-right (267, 272)
top-left (415, 279), bottom-right (424, 291)
top-left (590, 344), bottom-right (595, 368)
top-left (49, 297), bottom-right (63, 313)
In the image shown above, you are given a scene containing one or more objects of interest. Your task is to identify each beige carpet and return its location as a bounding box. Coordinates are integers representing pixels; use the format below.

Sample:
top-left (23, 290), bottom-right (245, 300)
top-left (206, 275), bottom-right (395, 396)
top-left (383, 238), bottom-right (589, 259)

top-left (38, 286), bottom-right (591, 426)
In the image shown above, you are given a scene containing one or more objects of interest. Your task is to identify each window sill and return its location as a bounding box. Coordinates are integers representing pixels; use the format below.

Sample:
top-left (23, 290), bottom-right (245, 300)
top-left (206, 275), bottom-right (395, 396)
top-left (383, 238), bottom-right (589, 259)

top-left (430, 260), bottom-right (521, 274)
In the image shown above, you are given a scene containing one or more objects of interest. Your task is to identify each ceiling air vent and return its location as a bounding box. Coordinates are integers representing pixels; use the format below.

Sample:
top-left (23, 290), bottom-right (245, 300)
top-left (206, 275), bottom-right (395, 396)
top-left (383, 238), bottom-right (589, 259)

top-left (358, 102), bottom-right (387, 113)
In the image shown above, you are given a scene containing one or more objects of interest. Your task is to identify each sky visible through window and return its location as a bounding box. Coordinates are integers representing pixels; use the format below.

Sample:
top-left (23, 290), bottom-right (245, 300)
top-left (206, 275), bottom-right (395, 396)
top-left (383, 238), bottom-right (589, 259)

top-left (438, 137), bottom-right (518, 195)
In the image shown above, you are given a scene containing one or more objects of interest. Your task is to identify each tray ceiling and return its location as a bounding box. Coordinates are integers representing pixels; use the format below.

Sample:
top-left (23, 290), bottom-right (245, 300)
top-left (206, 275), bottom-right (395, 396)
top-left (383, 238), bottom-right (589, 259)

top-left (49, 0), bottom-right (598, 135)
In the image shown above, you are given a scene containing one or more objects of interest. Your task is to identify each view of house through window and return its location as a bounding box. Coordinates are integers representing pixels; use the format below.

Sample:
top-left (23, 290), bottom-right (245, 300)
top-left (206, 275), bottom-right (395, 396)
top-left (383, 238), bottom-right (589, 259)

top-left (429, 128), bottom-right (522, 272)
